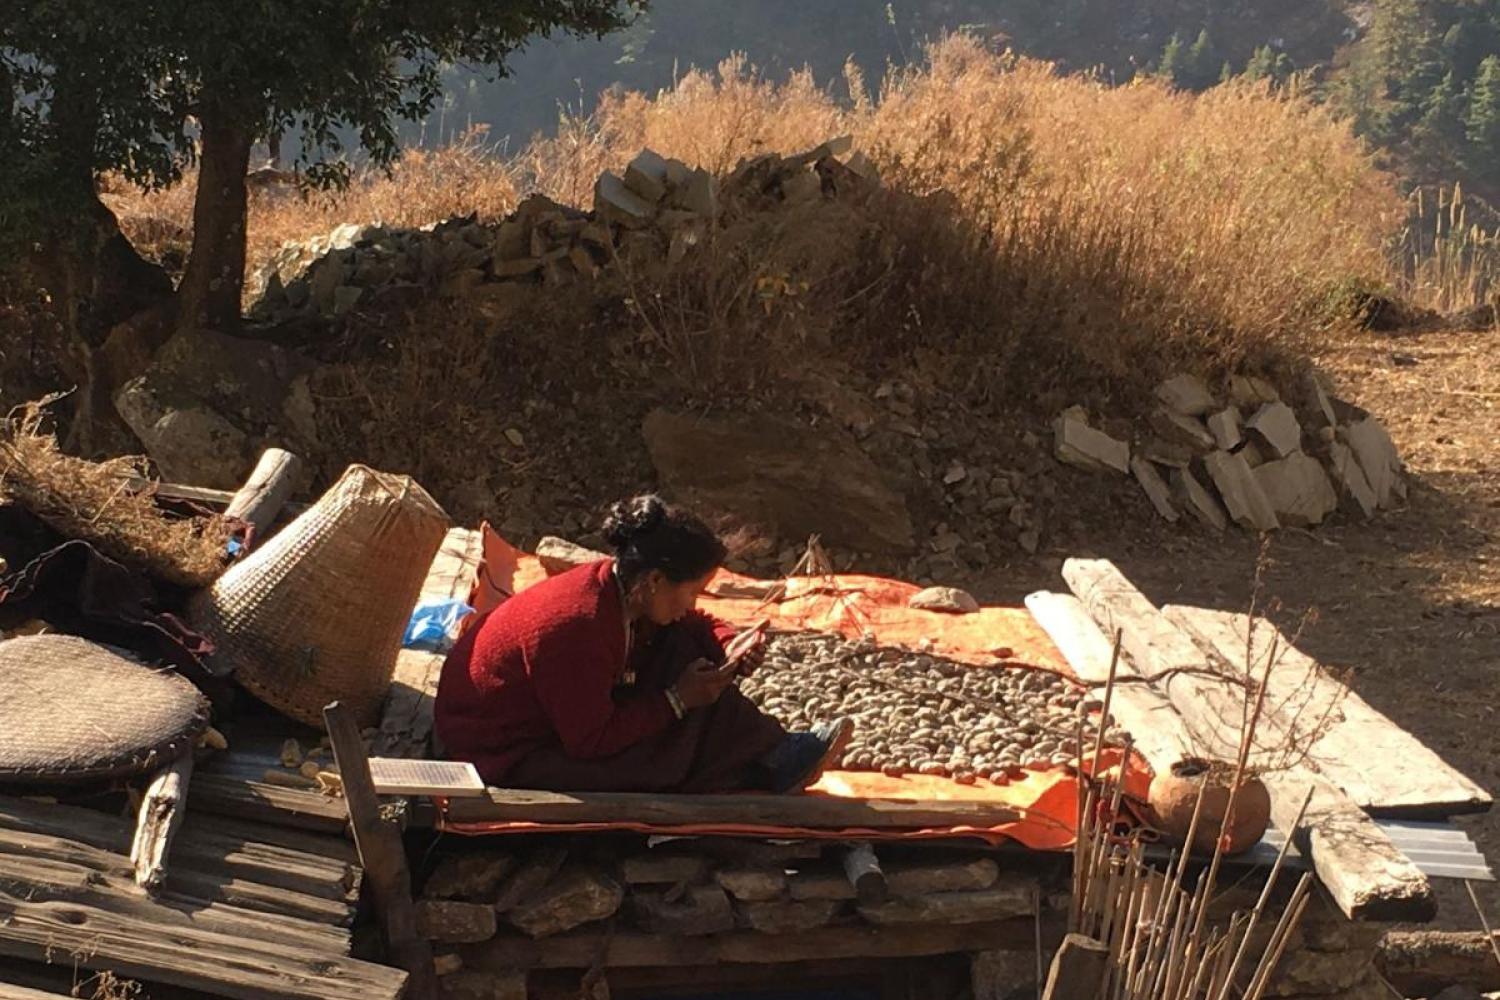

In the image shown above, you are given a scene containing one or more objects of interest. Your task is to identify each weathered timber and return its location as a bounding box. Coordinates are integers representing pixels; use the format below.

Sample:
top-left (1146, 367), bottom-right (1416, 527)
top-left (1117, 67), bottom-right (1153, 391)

top-left (327, 700), bottom-right (438, 1000)
top-left (0, 794), bottom-right (357, 909)
top-left (461, 918), bottom-right (1039, 970)
top-left (193, 771), bottom-right (350, 832)
top-left (447, 788), bottom-right (1020, 829)
top-left (1061, 558), bottom-right (1436, 922)
top-left (0, 984), bottom-right (74, 1000)
top-left (0, 887), bottom-right (407, 1000)
top-left (1041, 934), bottom-right (1109, 1000)
top-left (840, 843), bottom-right (888, 905)
top-left (1377, 929), bottom-right (1500, 996)
top-left (856, 882), bottom-right (1036, 926)
top-left (0, 853), bottom-right (350, 954)
top-left (1165, 605), bottom-right (1491, 817)
top-left (1024, 590), bottom-right (1192, 778)
top-left (130, 754), bottom-right (193, 893)
top-left (0, 791), bottom-right (355, 929)
top-left (376, 527), bottom-right (483, 759)
top-left (226, 447), bottom-right (304, 538)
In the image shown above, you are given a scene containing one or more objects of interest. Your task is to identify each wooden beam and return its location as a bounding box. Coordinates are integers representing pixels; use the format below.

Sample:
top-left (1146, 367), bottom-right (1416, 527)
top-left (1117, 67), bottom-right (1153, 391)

top-left (1041, 934), bottom-right (1109, 1000)
top-left (1164, 605), bottom-right (1491, 818)
top-left (0, 886), bottom-right (407, 1000)
top-left (193, 772), bottom-right (350, 833)
top-left (1061, 558), bottom-right (1436, 923)
top-left (841, 843), bottom-right (888, 905)
top-left (225, 447), bottom-right (304, 539)
top-left (461, 918), bottom-right (1041, 971)
top-left (326, 700), bottom-right (437, 1000)
top-left (130, 754), bottom-right (193, 893)
top-left (446, 788), bottom-right (1021, 830)
top-left (1024, 590), bottom-right (1192, 778)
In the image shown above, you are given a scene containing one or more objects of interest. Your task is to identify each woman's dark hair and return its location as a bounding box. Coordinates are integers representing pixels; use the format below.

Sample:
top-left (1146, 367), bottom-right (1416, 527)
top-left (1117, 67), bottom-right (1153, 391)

top-left (602, 494), bottom-right (727, 585)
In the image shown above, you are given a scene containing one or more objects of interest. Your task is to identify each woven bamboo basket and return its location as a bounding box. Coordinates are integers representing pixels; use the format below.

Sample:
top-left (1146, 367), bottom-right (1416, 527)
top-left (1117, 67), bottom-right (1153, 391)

top-left (189, 464), bottom-right (449, 728)
top-left (0, 634), bottom-right (210, 783)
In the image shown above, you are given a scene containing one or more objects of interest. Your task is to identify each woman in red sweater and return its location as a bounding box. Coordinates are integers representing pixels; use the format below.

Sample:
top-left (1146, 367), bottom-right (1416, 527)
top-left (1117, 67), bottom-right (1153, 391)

top-left (435, 495), bottom-right (852, 793)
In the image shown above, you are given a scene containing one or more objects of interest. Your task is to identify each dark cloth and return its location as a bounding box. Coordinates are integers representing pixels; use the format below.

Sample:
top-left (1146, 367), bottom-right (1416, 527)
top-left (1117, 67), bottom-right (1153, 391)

top-left (0, 505), bottom-right (226, 705)
top-left (435, 559), bottom-right (786, 791)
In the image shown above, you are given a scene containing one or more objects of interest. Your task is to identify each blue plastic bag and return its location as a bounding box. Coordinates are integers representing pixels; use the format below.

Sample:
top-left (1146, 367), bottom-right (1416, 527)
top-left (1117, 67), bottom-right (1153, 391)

top-left (403, 597), bottom-right (475, 652)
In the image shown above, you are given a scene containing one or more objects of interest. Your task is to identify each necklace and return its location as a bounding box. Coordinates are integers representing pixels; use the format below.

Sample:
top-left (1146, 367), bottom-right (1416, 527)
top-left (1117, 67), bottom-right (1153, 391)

top-left (611, 563), bottom-right (637, 686)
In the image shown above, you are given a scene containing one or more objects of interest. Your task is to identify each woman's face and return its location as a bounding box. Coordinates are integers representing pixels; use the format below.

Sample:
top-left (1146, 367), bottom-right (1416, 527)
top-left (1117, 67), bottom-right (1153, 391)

top-left (641, 568), bottom-right (716, 625)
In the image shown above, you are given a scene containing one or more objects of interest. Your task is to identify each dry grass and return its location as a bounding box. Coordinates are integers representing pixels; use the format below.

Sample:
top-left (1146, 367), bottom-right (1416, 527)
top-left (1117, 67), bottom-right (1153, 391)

top-left (106, 126), bottom-right (521, 280)
top-left (1397, 183), bottom-right (1500, 318)
top-left (0, 401), bottom-right (232, 587)
top-left (109, 36), bottom-right (1402, 399)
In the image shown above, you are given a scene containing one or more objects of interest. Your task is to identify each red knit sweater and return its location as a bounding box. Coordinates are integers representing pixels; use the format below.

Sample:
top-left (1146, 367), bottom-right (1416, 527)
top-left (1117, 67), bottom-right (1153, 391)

top-left (434, 560), bottom-right (734, 782)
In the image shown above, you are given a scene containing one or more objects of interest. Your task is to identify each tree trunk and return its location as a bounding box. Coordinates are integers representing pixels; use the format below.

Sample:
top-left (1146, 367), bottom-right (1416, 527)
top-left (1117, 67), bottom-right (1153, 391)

top-left (177, 114), bottom-right (253, 333)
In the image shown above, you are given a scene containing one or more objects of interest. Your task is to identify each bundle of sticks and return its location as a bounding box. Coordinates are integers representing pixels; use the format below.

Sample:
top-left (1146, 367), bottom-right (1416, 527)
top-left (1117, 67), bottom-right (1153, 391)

top-left (1060, 633), bottom-right (1314, 1000)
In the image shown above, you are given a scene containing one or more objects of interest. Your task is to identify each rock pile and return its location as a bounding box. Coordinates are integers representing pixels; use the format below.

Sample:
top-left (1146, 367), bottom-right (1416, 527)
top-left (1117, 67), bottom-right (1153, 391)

top-left (248, 137), bottom-right (875, 325)
top-left (741, 632), bottom-right (1123, 781)
top-left (415, 838), bottom-right (1042, 995)
top-left (1053, 373), bottom-right (1407, 533)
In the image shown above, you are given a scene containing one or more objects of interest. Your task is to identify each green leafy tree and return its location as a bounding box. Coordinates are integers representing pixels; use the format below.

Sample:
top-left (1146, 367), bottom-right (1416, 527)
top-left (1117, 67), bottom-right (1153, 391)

top-left (1243, 45), bottom-right (1293, 87)
top-left (1466, 55), bottom-right (1500, 184)
top-left (1158, 32), bottom-right (1187, 86)
top-left (1411, 70), bottom-right (1468, 174)
top-left (4, 0), bottom-right (645, 337)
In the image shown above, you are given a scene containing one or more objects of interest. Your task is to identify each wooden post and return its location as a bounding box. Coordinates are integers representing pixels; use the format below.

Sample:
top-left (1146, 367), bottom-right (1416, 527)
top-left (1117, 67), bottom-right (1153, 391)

top-left (841, 843), bottom-right (888, 905)
top-left (225, 447), bottom-right (303, 540)
top-left (130, 753), bottom-right (193, 894)
top-left (1040, 933), bottom-right (1109, 1000)
top-left (325, 700), bottom-right (438, 1000)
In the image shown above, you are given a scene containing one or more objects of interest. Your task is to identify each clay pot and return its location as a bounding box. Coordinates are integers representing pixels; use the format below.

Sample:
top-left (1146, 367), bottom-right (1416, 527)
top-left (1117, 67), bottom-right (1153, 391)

top-left (1148, 757), bottom-right (1271, 856)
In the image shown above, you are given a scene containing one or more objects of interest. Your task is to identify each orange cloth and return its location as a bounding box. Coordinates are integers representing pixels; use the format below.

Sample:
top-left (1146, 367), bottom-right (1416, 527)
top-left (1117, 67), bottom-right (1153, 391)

top-left (445, 524), bottom-right (1153, 850)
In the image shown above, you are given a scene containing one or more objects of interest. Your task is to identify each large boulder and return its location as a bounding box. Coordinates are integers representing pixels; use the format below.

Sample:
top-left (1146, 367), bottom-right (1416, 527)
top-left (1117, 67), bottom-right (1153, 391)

top-left (114, 330), bottom-right (320, 489)
top-left (642, 409), bottom-right (915, 554)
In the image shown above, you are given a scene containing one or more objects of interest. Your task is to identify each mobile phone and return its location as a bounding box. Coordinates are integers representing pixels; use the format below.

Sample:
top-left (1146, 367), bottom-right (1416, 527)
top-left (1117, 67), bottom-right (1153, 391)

top-left (721, 620), bottom-right (770, 675)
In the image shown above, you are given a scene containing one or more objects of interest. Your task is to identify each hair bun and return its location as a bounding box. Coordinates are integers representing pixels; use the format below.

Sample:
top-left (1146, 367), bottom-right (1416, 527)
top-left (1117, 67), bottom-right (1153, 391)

top-left (602, 494), bottom-right (667, 550)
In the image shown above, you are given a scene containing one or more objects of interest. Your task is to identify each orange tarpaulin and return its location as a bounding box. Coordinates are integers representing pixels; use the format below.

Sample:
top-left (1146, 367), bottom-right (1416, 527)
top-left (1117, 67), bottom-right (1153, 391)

top-left (441, 525), bottom-right (1151, 848)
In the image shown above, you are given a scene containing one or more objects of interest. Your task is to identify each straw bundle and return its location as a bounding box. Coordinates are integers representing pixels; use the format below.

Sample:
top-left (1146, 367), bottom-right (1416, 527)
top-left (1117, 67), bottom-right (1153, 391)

top-left (189, 464), bottom-right (448, 727)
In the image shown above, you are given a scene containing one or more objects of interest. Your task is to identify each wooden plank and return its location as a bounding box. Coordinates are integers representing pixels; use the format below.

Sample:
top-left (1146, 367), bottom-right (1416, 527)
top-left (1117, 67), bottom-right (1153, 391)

top-left (0, 887), bottom-right (407, 1000)
top-left (226, 447), bottom-right (304, 539)
top-left (0, 984), bottom-right (74, 1000)
top-left (1024, 591), bottom-right (1192, 778)
top-left (326, 701), bottom-right (438, 1000)
top-left (376, 527), bottom-right (483, 760)
top-left (0, 812), bottom-right (354, 929)
top-left (1061, 558), bottom-right (1436, 923)
top-left (193, 772), bottom-right (350, 833)
top-left (461, 918), bottom-right (1040, 970)
top-left (130, 754), bottom-right (193, 893)
top-left (0, 853), bottom-right (350, 954)
top-left (0, 794), bottom-right (357, 907)
top-left (446, 788), bottom-right (1022, 830)
top-left (1041, 934), bottom-right (1109, 1000)
top-left (1164, 605), bottom-right (1491, 817)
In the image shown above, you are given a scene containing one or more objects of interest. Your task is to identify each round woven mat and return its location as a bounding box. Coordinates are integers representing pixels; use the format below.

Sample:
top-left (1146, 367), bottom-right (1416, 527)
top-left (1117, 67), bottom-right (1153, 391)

top-left (0, 634), bottom-right (210, 783)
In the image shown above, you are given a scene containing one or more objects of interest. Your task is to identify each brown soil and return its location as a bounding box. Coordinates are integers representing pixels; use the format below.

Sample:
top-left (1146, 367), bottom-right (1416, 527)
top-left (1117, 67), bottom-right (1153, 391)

top-left (1029, 326), bottom-right (1499, 928)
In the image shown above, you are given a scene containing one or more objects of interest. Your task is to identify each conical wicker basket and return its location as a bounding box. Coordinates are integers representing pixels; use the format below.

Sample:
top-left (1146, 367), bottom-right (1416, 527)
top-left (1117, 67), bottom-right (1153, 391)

top-left (189, 464), bottom-right (449, 728)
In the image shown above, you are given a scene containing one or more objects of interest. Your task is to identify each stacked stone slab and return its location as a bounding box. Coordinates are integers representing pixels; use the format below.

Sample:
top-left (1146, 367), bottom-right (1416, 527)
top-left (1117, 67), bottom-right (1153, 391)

top-left (1055, 372), bottom-right (1406, 535)
top-left (247, 136), bottom-right (873, 325)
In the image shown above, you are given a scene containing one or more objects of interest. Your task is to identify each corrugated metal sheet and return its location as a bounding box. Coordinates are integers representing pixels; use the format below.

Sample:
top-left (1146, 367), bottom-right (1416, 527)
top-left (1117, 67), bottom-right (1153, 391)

top-left (1252, 820), bottom-right (1493, 882)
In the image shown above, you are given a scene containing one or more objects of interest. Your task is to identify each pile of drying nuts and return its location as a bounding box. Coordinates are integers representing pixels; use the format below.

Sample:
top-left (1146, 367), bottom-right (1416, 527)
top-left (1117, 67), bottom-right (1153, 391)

top-left (740, 631), bottom-right (1124, 783)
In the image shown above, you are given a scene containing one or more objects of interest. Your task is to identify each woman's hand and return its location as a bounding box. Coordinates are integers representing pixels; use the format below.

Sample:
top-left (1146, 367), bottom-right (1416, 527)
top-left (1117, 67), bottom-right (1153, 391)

top-left (732, 630), bottom-right (767, 677)
top-left (672, 657), bottom-right (735, 710)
